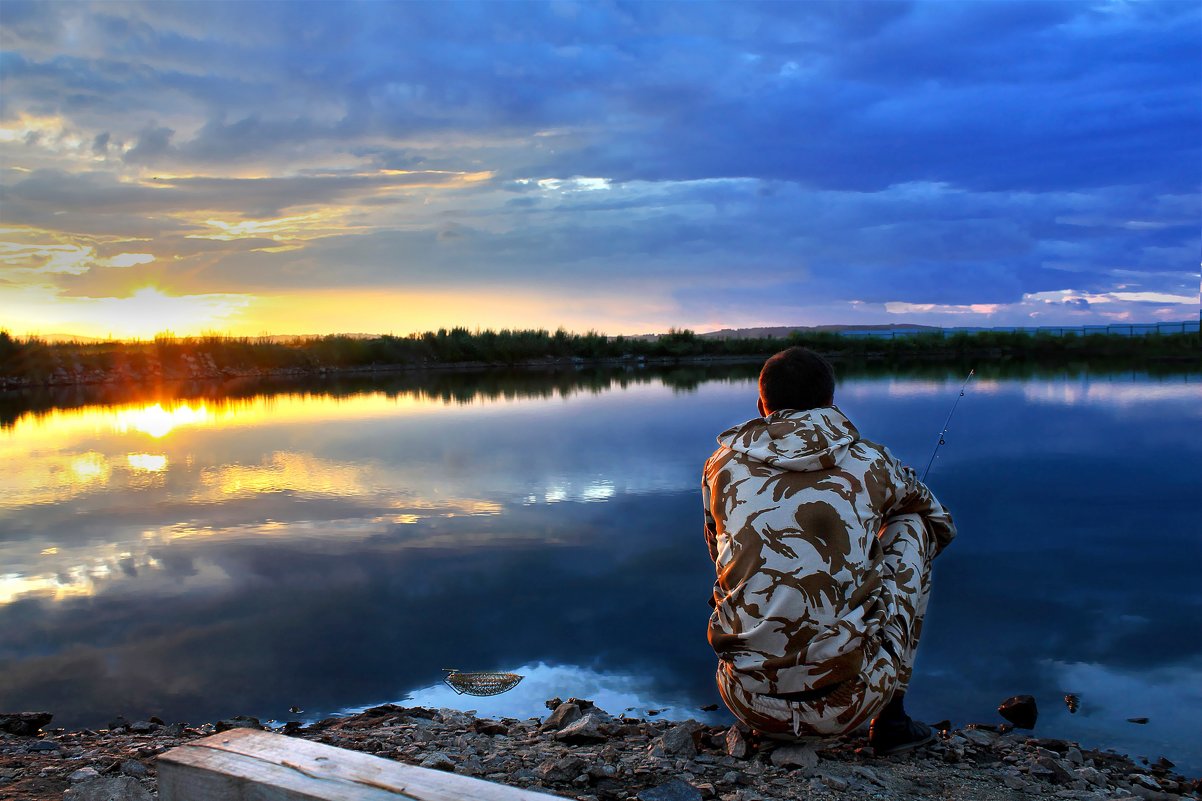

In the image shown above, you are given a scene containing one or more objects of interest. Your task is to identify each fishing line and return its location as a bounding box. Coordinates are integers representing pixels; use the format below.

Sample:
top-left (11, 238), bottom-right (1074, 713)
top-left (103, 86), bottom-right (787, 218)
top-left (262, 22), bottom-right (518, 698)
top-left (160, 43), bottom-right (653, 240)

top-left (921, 368), bottom-right (975, 482)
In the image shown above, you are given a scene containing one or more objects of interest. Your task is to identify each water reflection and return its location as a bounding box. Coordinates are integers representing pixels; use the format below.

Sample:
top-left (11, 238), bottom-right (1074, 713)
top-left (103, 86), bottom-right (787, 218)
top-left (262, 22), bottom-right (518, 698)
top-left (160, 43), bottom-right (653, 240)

top-left (388, 663), bottom-right (727, 724)
top-left (0, 365), bottom-right (1199, 774)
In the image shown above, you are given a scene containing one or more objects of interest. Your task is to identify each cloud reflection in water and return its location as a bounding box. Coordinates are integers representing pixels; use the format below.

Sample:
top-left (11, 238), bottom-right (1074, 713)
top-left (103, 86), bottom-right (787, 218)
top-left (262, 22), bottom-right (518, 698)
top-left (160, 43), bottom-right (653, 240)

top-left (0, 367), bottom-right (1199, 773)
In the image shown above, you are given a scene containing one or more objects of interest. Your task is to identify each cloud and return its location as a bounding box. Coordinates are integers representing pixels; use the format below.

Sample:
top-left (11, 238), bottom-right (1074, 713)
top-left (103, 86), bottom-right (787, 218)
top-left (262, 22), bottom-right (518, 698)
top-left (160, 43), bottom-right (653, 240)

top-left (0, 0), bottom-right (1198, 335)
top-left (122, 124), bottom-right (174, 163)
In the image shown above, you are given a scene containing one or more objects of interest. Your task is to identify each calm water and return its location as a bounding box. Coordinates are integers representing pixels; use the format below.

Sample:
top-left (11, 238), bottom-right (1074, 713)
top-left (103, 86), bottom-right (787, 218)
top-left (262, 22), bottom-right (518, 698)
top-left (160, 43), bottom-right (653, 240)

top-left (1, 366), bottom-right (1199, 773)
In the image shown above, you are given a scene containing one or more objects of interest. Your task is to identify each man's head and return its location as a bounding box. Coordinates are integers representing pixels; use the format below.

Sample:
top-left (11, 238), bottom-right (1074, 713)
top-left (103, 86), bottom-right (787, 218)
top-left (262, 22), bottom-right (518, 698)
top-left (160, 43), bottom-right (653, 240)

top-left (757, 347), bottom-right (835, 416)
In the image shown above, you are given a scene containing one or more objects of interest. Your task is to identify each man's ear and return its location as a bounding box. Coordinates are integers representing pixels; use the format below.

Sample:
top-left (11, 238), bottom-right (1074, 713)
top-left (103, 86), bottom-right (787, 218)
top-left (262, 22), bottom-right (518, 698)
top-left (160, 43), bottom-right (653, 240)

top-left (757, 398), bottom-right (768, 417)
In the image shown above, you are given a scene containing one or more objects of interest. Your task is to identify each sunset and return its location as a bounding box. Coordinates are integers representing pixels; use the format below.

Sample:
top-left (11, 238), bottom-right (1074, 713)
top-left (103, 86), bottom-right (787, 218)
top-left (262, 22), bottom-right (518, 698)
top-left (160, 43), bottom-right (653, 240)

top-left (2, 1), bottom-right (1198, 339)
top-left (2, 4), bottom-right (1201, 799)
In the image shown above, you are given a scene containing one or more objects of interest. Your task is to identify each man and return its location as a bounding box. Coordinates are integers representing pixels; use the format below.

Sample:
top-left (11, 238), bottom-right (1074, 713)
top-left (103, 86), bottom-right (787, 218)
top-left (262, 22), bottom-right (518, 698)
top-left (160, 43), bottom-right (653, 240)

top-left (702, 346), bottom-right (955, 755)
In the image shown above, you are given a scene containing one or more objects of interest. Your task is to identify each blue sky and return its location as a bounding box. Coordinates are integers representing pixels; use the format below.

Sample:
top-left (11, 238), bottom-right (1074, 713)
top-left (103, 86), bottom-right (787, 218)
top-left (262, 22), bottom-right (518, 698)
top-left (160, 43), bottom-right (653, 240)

top-left (1, 0), bottom-right (1199, 337)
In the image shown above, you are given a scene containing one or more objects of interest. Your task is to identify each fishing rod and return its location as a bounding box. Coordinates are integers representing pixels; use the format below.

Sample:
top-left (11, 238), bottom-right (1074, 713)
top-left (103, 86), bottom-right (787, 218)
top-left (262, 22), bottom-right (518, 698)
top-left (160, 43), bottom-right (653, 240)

top-left (921, 368), bottom-right (975, 482)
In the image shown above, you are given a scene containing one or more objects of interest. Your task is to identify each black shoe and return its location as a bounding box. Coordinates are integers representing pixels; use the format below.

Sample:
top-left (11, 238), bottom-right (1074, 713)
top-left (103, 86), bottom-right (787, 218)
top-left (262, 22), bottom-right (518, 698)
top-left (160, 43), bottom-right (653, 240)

top-left (868, 715), bottom-right (936, 756)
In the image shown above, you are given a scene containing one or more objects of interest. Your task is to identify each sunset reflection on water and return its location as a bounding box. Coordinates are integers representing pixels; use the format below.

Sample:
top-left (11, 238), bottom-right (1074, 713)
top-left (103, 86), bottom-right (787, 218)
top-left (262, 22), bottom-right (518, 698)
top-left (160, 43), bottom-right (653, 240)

top-left (1, 367), bottom-right (1200, 773)
top-left (0, 389), bottom-right (527, 608)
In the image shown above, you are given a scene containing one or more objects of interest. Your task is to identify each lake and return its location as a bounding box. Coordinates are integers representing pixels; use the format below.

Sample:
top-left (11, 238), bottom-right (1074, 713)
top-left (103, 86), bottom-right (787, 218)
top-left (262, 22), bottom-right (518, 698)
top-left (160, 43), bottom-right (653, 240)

top-left (1, 364), bottom-right (1199, 773)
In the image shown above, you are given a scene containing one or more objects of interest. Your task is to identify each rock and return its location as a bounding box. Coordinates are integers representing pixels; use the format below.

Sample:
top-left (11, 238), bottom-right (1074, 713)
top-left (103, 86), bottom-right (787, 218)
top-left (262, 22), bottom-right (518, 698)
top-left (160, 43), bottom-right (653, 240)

top-left (536, 755), bottom-right (586, 783)
top-left (1003, 774), bottom-right (1026, 789)
top-left (555, 712), bottom-right (610, 743)
top-left (544, 697), bottom-right (563, 710)
top-left (1077, 766), bottom-right (1106, 787)
top-left (419, 751), bottom-right (456, 772)
top-left (108, 716), bottom-right (130, 732)
top-left (455, 755), bottom-right (484, 777)
top-left (1066, 747), bottom-right (1083, 765)
top-left (721, 770), bottom-right (742, 785)
top-left (0, 711), bottom-right (53, 736)
top-left (851, 765), bottom-right (883, 785)
top-left (820, 773), bottom-right (849, 791)
top-left (1128, 774), bottom-right (1160, 791)
top-left (998, 695), bottom-right (1038, 729)
top-left (128, 720), bottom-right (157, 734)
top-left (473, 718), bottom-right (508, 736)
top-left (655, 720), bottom-right (702, 757)
top-left (542, 702), bottom-right (583, 731)
top-left (215, 715), bottom-right (262, 732)
top-left (637, 778), bottom-right (703, 801)
top-left (961, 728), bottom-right (999, 748)
top-left (1037, 756), bottom-right (1077, 785)
top-left (64, 776), bottom-right (153, 801)
top-left (724, 725), bottom-right (750, 759)
top-left (120, 759), bottom-right (148, 777)
top-left (161, 723), bottom-right (186, 737)
top-left (28, 740), bottom-right (60, 751)
top-left (69, 767), bottom-right (101, 782)
top-left (769, 743), bottom-right (818, 773)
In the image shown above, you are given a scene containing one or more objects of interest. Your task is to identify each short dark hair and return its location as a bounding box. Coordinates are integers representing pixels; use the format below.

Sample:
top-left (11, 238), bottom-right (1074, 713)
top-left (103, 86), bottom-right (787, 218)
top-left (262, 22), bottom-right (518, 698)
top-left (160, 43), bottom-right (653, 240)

top-left (758, 347), bottom-right (835, 413)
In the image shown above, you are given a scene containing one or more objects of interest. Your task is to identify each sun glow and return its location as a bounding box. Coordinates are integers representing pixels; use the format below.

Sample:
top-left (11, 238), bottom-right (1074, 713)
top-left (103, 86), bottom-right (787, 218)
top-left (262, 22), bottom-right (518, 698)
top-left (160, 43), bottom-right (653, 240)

top-left (127, 453), bottom-right (169, 472)
top-left (0, 282), bottom-right (255, 340)
top-left (100, 287), bottom-right (251, 340)
top-left (113, 403), bottom-right (212, 438)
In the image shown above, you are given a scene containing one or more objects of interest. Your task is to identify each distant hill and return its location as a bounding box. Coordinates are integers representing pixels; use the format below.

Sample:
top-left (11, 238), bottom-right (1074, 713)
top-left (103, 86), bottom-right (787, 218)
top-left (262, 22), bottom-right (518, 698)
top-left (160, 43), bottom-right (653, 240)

top-left (700, 324), bottom-right (942, 339)
top-left (20, 333), bottom-right (107, 343)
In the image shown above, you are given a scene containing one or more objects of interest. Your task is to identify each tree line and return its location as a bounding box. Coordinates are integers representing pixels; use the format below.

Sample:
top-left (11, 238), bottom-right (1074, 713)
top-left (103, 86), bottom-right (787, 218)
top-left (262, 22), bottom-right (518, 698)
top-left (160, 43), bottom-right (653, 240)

top-left (0, 326), bottom-right (1197, 384)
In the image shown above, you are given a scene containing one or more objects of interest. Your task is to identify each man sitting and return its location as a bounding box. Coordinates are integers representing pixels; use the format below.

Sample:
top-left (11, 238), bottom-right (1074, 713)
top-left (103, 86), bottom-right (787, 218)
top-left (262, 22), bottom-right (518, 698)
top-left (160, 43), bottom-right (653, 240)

top-left (702, 347), bottom-right (955, 755)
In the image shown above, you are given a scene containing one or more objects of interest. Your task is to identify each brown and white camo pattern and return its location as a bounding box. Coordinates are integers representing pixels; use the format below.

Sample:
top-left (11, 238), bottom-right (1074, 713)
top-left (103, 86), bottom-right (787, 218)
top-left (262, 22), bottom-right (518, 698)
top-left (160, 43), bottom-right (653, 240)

top-left (703, 405), bottom-right (955, 738)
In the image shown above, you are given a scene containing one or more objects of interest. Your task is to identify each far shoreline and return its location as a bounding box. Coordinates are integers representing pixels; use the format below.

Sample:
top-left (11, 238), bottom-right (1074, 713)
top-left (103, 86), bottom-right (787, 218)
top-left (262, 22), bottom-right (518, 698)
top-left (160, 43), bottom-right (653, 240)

top-left (2, 326), bottom-right (1198, 392)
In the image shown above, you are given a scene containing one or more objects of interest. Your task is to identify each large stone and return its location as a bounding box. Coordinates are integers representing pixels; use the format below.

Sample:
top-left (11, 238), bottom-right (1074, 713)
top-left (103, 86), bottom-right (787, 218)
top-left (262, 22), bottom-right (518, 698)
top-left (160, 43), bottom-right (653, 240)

top-left (724, 725), bottom-right (750, 759)
top-left (120, 760), bottom-right (148, 777)
top-left (555, 712), bottom-right (611, 743)
top-left (998, 695), bottom-right (1038, 729)
top-left (541, 702), bottom-right (583, 731)
top-left (656, 720), bottom-right (702, 757)
top-left (68, 767), bottom-right (101, 783)
top-left (215, 715), bottom-right (262, 732)
top-left (0, 711), bottom-right (53, 736)
top-left (769, 743), bottom-right (819, 773)
top-left (637, 778), bottom-right (703, 801)
top-left (1036, 755), bottom-right (1077, 785)
top-left (64, 776), bottom-right (153, 801)
top-left (419, 751), bottom-right (456, 772)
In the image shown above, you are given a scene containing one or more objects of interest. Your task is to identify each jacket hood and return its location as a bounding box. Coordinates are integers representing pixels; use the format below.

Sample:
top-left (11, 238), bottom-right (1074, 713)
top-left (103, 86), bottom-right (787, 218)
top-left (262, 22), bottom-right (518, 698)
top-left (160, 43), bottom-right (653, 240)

top-left (716, 405), bottom-right (860, 472)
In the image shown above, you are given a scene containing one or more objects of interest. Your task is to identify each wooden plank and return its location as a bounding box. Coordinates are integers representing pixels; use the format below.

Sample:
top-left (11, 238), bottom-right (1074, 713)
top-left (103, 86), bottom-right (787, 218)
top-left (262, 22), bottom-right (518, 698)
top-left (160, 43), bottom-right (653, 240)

top-left (158, 728), bottom-right (559, 801)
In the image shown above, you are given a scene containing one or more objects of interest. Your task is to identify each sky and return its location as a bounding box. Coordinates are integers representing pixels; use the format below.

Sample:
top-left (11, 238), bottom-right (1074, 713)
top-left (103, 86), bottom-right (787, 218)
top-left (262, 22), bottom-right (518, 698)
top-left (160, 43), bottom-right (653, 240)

top-left (1, 0), bottom-right (1199, 339)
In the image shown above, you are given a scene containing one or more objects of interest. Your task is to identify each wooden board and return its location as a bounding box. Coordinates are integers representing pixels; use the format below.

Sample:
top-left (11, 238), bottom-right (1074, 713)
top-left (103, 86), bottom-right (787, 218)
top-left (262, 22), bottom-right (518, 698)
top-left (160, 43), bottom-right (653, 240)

top-left (158, 728), bottom-right (559, 801)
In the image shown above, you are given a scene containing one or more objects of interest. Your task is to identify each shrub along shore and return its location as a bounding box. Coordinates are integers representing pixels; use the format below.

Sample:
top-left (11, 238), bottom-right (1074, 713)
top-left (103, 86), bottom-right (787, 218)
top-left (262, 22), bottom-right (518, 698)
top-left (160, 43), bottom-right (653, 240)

top-left (1, 327), bottom-right (1198, 387)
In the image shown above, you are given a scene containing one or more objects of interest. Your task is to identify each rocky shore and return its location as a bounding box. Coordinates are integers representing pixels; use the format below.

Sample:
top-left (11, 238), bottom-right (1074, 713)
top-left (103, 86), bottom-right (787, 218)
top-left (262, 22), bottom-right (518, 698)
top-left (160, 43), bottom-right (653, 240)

top-left (2, 703), bottom-right (1199, 801)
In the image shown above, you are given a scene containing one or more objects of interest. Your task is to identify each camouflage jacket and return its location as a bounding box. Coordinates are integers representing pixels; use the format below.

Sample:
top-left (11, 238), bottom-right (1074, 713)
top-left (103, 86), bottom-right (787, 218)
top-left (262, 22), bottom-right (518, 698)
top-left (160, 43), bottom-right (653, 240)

top-left (703, 405), bottom-right (955, 696)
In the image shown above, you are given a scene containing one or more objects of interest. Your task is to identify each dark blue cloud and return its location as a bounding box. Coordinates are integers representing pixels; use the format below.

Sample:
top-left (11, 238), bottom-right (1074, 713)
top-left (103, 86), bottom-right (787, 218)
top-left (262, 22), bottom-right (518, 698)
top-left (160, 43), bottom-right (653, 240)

top-left (0, 0), bottom-right (1198, 327)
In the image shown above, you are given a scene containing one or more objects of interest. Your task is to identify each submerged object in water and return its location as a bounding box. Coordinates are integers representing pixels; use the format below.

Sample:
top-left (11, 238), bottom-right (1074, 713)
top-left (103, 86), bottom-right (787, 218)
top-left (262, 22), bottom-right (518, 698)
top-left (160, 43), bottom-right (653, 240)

top-left (443, 669), bottom-right (524, 696)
